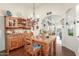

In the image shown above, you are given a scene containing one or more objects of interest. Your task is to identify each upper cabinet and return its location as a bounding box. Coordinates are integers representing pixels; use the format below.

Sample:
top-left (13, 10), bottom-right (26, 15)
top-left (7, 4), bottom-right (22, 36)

top-left (5, 16), bottom-right (32, 29)
top-left (5, 16), bottom-right (17, 28)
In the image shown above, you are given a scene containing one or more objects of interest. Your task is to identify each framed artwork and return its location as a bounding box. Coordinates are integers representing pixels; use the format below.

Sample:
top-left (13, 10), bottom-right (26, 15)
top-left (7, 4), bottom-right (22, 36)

top-left (66, 19), bottom-right (74, 36)
top-left (66, 8), bottom-right (75, 36)
top-left (68, 26), bottom-right (74, 36)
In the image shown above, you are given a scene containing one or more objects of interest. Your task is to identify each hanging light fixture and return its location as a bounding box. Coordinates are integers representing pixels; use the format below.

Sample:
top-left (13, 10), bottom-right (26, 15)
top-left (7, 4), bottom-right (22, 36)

top-left (31, 3), bottom-right (36, 30)
top-left (32, 3), bottom-right (40, 30)
top-left (32, 3), bottom-right (37, 25)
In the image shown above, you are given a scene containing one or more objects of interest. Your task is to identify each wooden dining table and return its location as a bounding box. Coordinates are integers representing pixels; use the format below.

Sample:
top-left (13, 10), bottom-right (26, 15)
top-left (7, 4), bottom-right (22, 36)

top-left (32, 35), bottom-right (56, 56)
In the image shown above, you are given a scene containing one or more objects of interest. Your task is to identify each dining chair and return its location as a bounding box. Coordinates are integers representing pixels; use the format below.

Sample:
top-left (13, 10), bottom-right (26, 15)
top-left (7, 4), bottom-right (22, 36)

top-left (24, 32), bottom-right (41, 56)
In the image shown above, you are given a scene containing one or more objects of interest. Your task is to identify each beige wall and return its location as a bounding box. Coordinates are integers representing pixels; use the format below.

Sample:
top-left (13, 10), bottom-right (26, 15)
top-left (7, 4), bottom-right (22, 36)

top-left (0, 3), bottom-right (33, 18)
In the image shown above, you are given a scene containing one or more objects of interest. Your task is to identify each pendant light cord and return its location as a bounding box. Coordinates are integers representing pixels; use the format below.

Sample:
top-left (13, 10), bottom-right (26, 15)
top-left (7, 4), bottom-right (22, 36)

top-left (33, 3), bottom-right (35, 19)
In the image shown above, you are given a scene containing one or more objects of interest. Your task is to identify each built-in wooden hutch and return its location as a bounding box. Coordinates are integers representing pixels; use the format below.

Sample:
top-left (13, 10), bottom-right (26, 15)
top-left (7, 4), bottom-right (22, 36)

top-left (5, 16), bottom-right (32, 54)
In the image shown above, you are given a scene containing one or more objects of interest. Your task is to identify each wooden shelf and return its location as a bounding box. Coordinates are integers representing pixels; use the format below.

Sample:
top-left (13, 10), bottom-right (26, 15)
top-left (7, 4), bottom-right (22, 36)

top-left (5, 16), bottom-right (32, 54)
top-left (6, 27), bottom-right (31, 29)
top-left (5, 16), bottom-right (32, 29)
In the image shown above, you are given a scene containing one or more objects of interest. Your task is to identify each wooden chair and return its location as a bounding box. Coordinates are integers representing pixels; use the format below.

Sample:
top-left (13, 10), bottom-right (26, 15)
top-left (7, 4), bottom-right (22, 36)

top-left (24, 32), bottom-right (41, 56)
top-left (24, 37), bottom-right (33, 56)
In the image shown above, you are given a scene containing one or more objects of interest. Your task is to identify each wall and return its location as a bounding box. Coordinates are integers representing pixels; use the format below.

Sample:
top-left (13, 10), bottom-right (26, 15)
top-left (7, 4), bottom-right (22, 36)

top-left (0, 16), bottom-right (5, 51)
top-left (62, 6), bottom-right (78, 53)
top-left (0, 3), bottom-right (33, 18)
top-left (75, 4), bottom-right (79, 55)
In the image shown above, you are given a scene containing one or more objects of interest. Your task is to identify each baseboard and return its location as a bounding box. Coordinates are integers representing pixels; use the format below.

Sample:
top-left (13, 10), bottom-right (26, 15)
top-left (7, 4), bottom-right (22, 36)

top-left (0, 50), bottom-right (9, 56)
top-left (0, 50), bottom-right (5, 53)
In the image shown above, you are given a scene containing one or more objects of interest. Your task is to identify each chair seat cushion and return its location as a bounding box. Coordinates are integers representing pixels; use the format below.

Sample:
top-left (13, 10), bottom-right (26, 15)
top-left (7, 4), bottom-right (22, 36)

top-left (32, 43), bottom-right (41, 49)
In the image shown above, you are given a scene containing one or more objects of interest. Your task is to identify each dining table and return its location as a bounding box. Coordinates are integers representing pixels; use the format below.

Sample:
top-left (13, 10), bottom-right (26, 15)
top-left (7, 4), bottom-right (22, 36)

top-left (32, 35), bottom-right (56, 56)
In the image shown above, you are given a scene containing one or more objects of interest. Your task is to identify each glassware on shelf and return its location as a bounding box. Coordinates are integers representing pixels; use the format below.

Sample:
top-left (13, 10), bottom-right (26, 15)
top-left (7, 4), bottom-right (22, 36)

top-left (9, 20), bottom-right (13, 26)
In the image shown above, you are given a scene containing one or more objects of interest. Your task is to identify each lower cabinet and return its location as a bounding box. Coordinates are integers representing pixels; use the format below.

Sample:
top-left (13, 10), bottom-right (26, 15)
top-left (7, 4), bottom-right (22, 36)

top-left (10, 37), bottom-right (18, 50)
top-left (7, 34), bottom-right (24, 51)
